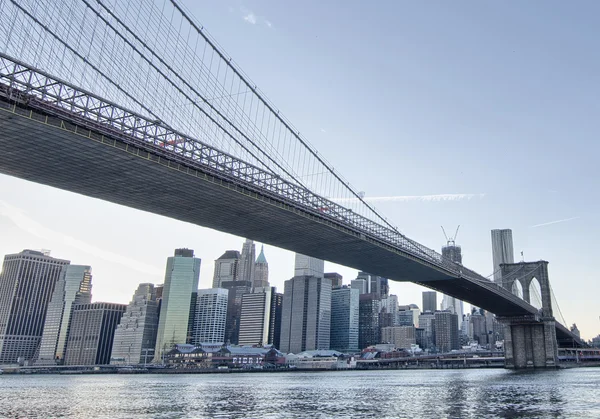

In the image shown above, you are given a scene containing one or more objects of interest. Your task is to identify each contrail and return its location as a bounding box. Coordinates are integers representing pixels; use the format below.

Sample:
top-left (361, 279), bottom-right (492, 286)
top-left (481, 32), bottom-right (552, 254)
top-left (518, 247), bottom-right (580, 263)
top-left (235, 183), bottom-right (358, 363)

top-left (332, 193), bottom-right (485, 204)
top-left (0, 200), bottom-right (163, 276)
top-left (530, 216), bottom-right (580, 228)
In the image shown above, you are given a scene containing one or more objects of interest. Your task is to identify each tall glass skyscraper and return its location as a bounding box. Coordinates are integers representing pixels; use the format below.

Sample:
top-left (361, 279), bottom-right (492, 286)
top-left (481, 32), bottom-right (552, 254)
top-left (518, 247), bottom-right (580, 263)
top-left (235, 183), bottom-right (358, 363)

top-left (491, 229), bottom-right (514, 282)
top-left (0, 250), bottom-right (70, 364)
top-left (153, 248), bottom-right (200, 363)
top-left (330, 286), bottom-right (359, 352)
top-left (36, 265), bottom-right (92, 365)
top-left (110, 283), bottom-right (159, 365)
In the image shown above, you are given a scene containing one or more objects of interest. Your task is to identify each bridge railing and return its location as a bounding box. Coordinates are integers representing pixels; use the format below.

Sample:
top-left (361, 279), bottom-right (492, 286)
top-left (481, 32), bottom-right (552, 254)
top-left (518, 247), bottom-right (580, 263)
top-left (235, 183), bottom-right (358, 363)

top-left (0, 53), bottom-right (459, 275)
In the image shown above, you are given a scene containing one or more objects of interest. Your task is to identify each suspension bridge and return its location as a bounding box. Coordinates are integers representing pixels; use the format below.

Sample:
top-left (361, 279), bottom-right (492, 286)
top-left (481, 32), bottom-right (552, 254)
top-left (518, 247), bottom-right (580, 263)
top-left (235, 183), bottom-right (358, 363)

top-left (0, 0), bottom-right (585, 367)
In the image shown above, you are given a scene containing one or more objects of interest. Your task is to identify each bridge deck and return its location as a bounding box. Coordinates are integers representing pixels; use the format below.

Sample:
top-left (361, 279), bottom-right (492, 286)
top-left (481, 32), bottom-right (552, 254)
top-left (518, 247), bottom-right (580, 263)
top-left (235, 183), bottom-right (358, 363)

top-left (0, 93), bottom-right (537, 318)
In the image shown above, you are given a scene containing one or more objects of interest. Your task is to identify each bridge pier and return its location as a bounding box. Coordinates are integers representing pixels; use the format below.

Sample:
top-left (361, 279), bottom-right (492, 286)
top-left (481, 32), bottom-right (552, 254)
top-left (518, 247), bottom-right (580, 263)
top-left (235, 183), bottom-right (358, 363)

top-left (500, 315), bottom-right (558, 369)
top-left (499, 261), bottom-right (559, 369)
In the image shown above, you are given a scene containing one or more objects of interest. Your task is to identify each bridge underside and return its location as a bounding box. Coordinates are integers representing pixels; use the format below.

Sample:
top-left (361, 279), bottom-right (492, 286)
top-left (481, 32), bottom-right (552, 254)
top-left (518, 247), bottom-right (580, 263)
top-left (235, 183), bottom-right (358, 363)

top-left (0, 97), bottom-right (564, 321)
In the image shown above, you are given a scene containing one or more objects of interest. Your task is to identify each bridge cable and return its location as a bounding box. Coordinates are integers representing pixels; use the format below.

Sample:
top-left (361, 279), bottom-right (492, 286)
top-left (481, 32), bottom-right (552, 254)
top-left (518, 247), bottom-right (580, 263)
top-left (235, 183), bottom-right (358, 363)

top-left (82, 0), bottom-right (298, 185)
top-left (169, 0), bottom-right (402, 234)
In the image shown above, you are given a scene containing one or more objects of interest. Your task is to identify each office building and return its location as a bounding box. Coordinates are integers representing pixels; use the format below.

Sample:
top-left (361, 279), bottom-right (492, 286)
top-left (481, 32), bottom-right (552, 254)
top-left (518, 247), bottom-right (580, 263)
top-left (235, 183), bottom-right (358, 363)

top-left (253, 246), bottom-right (269, 288)
top-left (397, 310), bottom-right (415, 326)
top-left (418, 312), bottom-right (436, 350)
top-left (491, 229), bottom-right (514, 282)
top-left (238, 239), bottom-right (256, 283)
top-left (351, 278), bottom-right (368, 295)
top-left (470, 309), bottom-right (488, 346)
top-left (64, 302), bottom-right (126, 365)
top-left (441, 294), bottom-right (464, 330)
top-left (212, 250), bottom-right (240, 288)
top-left (294, 253), bottom-right (324, 278)
top-left (110, 283), bottom-right (159, 365)
top-left (0, 250), bottom-right (70, 364)
top-left (325, 272), bottom-right (343, 289)
top-left (192, 288), bottom-right (228, 345)
top-left (268, 291), bottom-right (283, 349)
top-left (355, 272), bottom-right (388, 298)
top-left (238, 287), bottom-right (273, 346)
top-left (37, 265), bottom-right (92, 365)
top-left (222, 279), bottom-right (253, 345)
top-left (380, 294), bottom-right (399, 328)
top-left (422, 291), bottom-right (437, 313)
top-left (153, 249), bottom-right (201, 363)
top-left (280, 274), bottom-right (331, 353)
top-left (382, 326), bottom-right (416, 350)
top-left (330, 286), bottom-right (359, 353)
top-left (434, 311), bottom-right (459, 352)
top-left (441, 236), bottom-right (464, 330)
top-left (358, 293), bottom-right (381, 350)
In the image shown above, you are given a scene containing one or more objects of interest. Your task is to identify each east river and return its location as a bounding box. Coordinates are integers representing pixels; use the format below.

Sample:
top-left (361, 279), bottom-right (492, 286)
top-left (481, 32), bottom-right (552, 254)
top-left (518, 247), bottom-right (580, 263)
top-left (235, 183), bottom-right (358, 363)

top-left (0, 368), bottom-right (599, 418)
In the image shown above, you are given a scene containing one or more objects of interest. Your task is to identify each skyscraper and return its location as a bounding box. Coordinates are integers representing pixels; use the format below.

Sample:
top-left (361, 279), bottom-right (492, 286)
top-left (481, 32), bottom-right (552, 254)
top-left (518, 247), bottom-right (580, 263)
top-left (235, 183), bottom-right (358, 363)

top-left (222, 279), bottom-right (253, 345)
top-left (418, 311), bottom-right (436, 350)
top-left (351, 278), bottom-right (368, 294)
top-left (110, 283), bottom-right (159, 365)
top-left (434, 311), bottom-right (459, 352)
top-left (268, 291), bottom-right (283, 349)
top-left (37, 265), bottom-right (92, 365)
top-left (441, 238), bottom-right (464, 330)
top-left (0, 250), bottom-right (70, 364)
top-left (359, 293), bottom-right (381, 350)
top-left (280, 274), bottom-right (331, 353)
top-left (238, 287), bottom-right (273, 346)
top-left (380, 294), bottom-right (399, 328)
top-left (212, 250), bottom-right (240, 288)
top-left (355, 272), bottom-right (388, 297)
top-left (64, 302), bottom-right (126, 365)
top-left (238, 239), bottom-right (256, 284)
top-left (253, 245), bottom-right (269, 288)
top-left (294, 253), bottom-right (324, 278)
top-left (491, 229), bottom-right (514, 282)
top-left (192, 288), bottom-right (228, 345)
top-left (153, 249), bottom-right (201, 363)
top-left (324, 272), bottom-right (343, 289)
top-left (422, 291), bottom-right (437, 313)
top-left (330, 285), bottom-right (359, 352)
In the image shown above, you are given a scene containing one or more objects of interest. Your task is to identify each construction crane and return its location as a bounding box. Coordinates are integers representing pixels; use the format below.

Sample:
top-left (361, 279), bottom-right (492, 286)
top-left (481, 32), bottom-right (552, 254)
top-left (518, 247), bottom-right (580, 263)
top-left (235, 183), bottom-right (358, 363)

top-left (441, 225), bottom-right (460, 246)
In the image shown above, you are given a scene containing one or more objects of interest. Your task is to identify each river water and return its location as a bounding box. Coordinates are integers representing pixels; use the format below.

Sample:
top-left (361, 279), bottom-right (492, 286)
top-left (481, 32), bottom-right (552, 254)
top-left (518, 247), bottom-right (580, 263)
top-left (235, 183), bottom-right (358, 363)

top-left (0, 368), bottom-right (599, 418)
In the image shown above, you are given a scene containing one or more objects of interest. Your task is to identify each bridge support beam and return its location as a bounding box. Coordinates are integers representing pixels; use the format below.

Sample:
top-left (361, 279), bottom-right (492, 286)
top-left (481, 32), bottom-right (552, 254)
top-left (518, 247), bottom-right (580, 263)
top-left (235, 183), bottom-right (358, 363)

top-left (499, 316), bottom-right (558, 369)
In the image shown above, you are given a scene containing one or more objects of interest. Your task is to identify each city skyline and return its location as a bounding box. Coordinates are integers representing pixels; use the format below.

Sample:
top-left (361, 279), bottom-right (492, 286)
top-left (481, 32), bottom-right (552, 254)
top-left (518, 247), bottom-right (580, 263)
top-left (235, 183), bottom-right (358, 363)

top-left (1, 0), bottom-right (599, 341)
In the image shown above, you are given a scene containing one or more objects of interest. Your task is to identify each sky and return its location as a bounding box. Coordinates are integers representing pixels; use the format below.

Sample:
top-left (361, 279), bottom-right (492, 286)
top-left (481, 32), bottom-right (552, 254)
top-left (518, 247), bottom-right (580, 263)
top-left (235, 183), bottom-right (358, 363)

top-left (1, 1), bottom-right (599, 340)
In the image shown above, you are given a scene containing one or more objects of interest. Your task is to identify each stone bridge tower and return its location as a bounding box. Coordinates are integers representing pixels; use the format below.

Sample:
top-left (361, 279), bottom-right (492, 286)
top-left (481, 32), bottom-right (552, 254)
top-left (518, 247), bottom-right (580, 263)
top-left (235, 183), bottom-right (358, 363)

top-left (499, 261), bottom-right (558, 369)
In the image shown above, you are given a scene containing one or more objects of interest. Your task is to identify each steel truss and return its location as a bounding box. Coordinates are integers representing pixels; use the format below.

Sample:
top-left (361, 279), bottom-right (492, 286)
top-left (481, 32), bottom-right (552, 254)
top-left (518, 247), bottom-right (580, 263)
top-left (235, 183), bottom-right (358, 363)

top-left (0, 53), bottom-right (462, 272)
top-left (0, 53), bottom-right (566, 319)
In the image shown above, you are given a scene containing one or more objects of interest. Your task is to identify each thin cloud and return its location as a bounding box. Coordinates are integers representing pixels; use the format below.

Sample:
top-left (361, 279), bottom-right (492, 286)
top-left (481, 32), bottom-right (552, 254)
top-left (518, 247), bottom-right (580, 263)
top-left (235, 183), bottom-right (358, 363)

top-left (320, 128), bottom-right (327, 133)
top-left (333, 193), bottom-right (485, 204)
top-left (240, 8), bottom-right (272, 28)
top-left (530, 216), bottom-right (580, 228)
top-left (243, 13), bottom-right (257, 25)
top-left (0, 200), bottom-right (162, 276)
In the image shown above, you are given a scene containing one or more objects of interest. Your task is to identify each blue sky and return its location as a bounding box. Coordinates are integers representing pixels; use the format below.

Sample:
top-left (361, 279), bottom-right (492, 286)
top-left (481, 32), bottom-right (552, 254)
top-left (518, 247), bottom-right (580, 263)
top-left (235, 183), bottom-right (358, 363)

top-left (1, 1), bottom-right (599, 339)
